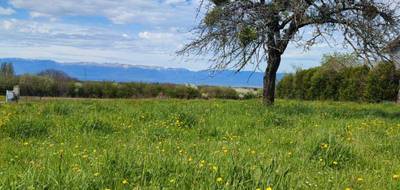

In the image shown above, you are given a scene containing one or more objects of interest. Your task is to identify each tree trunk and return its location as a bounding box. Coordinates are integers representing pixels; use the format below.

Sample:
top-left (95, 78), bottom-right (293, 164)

top-left (263, 50), bottom-right (282, 105)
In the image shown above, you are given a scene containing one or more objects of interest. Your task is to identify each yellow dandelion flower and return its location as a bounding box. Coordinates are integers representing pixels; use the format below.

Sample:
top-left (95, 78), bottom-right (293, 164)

top-left (393, 174), bottom-right (399, 180)
top-left (357, 177), bottom-right (363, 182)
top-left (320, 143), bottom-right (329, 149)
top-left (266, 187), bottom-right (272, 190)
top-left (333, 161), bottom-right (338, 165)
top-left (122, 179), bottom-right (128, 185)
top-left (23, 142), bottom-right (29, 146)
top-left (212, 166), bottom-right (218, 172)
top-left (345, 188), bottom-right (352, 190)
top-left (216, 177), bottom-right (223, 183)
top-left (251, 150), bottom-right (256, 154)
top-left (256, 188), bottom-right (261, 190)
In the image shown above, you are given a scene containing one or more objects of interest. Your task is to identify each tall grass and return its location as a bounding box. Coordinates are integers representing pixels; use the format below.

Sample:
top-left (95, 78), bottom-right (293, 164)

top-left (0, 99), bottom-right (399, 189)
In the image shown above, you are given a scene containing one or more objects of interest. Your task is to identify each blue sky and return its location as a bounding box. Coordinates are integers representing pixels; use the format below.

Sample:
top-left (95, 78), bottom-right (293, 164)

top-left (0, 0), bottom-right (345, 72)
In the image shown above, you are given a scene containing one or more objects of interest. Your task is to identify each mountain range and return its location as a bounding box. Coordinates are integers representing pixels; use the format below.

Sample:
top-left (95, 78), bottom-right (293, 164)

top-left (0, 58), bottom-right (285, 88)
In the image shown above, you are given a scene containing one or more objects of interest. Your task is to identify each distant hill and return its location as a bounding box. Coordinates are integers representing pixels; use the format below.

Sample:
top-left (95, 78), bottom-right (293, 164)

top-left (0, 58), bottom-right (285, 88)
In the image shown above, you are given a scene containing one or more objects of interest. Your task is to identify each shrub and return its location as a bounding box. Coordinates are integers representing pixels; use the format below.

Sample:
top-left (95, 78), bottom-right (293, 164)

top-left (199, 86), bottom-right (239, 99)
top-left (276, 74), bottom-right (294, 99)
top-left (338, 66), bottom-right (369, 101)
top-left (276, 59), bottom-right (399, 102)
top-left (364, 61), bottom-right (400, 102)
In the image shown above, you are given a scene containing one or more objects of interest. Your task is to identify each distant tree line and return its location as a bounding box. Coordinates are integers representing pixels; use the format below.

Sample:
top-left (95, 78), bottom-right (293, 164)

top-left (0, 63), bottom-right (259, 100)
top-left (277, 53), bottom-right (400, 103)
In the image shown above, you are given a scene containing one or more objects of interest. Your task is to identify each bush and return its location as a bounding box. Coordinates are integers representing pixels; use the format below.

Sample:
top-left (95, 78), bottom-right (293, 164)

top-left (276, 74), bottom-right (294, 99)
top-left (199, 86), bottom-right (239, 99)
top-left (276, 58), bottom-right (399, 103)
top-left (309, 68), bottom-right (342, 100)
top-left (364, 62), bottom-right (400, 102)
top-left (338, 66), bottom-right (369, 101)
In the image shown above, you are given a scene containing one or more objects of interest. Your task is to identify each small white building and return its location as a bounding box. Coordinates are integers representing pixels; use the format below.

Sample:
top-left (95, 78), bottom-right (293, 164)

top-left (5, 85), bottom-right (20, 103)
top-left (384, 37), bottom-right (400, 103)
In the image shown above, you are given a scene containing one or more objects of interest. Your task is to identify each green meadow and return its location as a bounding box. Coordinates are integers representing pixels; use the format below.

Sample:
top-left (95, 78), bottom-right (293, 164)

top-left (0, 99), bottom-right (399, 189)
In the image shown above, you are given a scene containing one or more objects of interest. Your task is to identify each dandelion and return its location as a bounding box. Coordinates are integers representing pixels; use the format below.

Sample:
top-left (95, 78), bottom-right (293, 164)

top-left (188, 157), bottom-right (193, 162)
top-left (212, 166), bottom-right (218, 172)
top-left (23, 142), bottom-right (29, 146)
top-left (266, 187), bottom-right (272, 190)
top-left (393, 174), bottom-right (399, 180)
top-left (345, 188), bottom-right (352, 190)
top-left (251, 150), bottom-right (256, 154)
top-left (357, 177), bottom-right (363, 182)
top-left (320, 143), bottom-right (329, 149)
top-left (333, 161), bottom-right (338, 165)
top-left (216, 177), bottom-right (223, 183)
top-left (256, 188), bottom-right (261, 190)
top-left (122, 179), bottom-right (128, 185)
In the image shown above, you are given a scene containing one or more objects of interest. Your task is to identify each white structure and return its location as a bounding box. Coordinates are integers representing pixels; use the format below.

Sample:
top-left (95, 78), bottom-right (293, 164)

top-left (5, 85), bottom-right (20, 103)
top-left (384, 37), bottom-right (400, 103)
top-left (5, 90), bottom-right (14, 103)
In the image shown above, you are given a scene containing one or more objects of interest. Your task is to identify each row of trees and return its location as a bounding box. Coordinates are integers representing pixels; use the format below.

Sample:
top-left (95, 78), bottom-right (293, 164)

top-left (0, 63), bottom-right (257, 100)
top-left (277, 54), bottom-right (400, 102)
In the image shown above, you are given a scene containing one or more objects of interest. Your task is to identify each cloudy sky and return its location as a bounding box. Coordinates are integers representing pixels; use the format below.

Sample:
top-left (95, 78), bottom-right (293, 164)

top-left (0, 0), bottom-right (344, 72)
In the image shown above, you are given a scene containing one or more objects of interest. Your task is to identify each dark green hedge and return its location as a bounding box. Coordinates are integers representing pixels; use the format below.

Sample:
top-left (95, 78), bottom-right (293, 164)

top-left (277, 61), bottom-right (400, 102)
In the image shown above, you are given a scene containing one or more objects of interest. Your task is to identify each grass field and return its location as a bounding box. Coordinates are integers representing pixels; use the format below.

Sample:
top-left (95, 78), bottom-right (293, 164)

top-left (0, 99), bottom-right (399, 189)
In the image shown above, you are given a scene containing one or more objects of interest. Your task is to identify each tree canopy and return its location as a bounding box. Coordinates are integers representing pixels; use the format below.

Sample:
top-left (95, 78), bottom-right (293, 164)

top-left (179, 0), bottom-right (400, 105)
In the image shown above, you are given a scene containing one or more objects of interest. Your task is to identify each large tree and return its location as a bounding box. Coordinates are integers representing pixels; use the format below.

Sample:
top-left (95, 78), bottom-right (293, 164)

top-left (179, 0), bottom-right (400, 105)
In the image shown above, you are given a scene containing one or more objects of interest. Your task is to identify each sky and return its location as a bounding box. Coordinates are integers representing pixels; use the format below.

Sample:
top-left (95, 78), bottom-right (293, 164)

top-left (0, 0), bottom-right (345, 73)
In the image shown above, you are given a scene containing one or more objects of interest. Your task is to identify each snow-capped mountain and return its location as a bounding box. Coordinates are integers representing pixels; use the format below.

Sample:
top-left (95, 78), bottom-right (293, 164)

top-left (0, 58), bottom-right (285, 87)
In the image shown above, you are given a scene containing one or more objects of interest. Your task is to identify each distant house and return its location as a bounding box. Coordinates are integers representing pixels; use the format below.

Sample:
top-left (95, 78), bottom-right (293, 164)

top-left (383, 37), bottom-right (400, 103)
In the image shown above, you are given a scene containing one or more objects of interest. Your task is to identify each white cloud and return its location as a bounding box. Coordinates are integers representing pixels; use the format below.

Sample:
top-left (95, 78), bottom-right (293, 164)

top-left (0, 7), bottom-right (15, 15)
top-left (138, 31), bottom-right (174, 41)
top-left (9, 0), bottom-right (196, 25)
top-left (0, 0), bottom-right (338, 72)
top-left (1, 19), bottom-right (16, 30)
